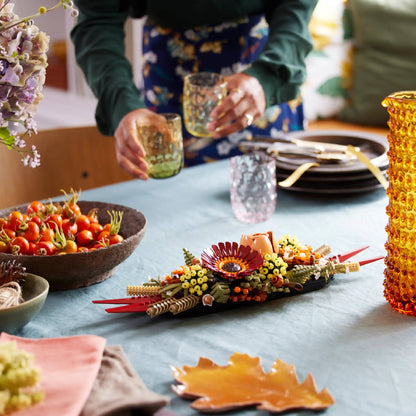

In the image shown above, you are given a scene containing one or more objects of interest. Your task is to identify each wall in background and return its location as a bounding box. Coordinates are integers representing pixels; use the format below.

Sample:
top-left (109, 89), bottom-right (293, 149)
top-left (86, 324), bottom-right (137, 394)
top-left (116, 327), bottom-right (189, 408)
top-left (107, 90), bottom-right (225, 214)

top-left (13, 1), bottom-right (67, 41)
top-left (13, 2), bottom-right (72, 90)
top-left (13, 1), bottom-right (143, 95)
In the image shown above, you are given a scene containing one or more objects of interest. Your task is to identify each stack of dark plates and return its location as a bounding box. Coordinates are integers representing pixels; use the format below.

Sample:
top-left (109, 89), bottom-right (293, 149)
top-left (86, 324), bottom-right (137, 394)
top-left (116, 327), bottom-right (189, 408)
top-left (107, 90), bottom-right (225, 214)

top-left (272, 130), bottom-right (389, 195)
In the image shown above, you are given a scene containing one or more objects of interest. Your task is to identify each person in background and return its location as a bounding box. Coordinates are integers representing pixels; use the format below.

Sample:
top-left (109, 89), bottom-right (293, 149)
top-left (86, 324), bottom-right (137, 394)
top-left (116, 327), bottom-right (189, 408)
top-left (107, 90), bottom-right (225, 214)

top-left (71, 0), bottom-right (318, 180)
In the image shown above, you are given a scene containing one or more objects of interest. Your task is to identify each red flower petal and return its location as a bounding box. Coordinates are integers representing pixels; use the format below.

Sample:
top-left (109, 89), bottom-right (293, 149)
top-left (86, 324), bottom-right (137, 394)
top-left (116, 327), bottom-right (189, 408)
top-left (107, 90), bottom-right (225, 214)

top-left (201, 242), bottom-right (264, 279)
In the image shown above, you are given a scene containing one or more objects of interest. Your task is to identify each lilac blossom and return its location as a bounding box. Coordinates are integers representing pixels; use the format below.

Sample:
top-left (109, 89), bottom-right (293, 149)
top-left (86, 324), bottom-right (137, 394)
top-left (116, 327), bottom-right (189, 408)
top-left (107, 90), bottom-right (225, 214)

top-left (0, 1), bottom-right (79, 168)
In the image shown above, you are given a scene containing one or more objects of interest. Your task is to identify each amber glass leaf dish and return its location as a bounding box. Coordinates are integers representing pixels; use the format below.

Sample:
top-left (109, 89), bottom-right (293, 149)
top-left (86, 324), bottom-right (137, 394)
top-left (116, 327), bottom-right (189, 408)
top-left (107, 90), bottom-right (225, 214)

top-left (171, 352), bottom-right (335, 413)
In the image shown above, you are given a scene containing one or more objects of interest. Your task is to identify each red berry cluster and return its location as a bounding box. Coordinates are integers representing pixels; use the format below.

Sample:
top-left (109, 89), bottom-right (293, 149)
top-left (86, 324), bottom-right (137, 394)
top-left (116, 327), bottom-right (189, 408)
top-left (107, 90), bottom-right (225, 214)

top-left (0, 190), bottom-right (124, 256)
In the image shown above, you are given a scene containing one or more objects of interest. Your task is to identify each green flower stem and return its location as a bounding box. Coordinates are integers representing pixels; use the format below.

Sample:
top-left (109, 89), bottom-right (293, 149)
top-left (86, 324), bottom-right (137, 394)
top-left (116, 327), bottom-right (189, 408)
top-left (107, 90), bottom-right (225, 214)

top-left (0, 2), bottom-right (63, 33)
top-left (159, 283), bottom-right (182, 294)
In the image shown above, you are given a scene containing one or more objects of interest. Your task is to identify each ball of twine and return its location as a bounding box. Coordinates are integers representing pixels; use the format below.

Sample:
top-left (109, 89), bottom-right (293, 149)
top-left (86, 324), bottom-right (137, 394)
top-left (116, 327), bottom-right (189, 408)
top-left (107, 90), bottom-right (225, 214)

top-left (0, 282), bottom-right (24, 309)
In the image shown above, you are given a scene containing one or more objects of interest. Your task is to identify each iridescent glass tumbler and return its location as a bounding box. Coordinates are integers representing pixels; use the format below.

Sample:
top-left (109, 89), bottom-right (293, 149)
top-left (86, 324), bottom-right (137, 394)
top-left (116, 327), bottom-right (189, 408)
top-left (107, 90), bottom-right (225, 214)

top-left (137, 113), bottom-right (183, 179)
top-left (183, 72), bottom-right (227, 137)
top-left (230, 153), bottom-right (277, 223)
top-left (382, 91), bottom-right (416, 315)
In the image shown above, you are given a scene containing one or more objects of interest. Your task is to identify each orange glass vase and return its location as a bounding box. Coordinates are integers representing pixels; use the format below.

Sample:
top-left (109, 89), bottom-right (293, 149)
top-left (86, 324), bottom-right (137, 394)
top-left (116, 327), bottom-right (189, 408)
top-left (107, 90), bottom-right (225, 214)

top-left (383, 91), bottom-right (416, 316)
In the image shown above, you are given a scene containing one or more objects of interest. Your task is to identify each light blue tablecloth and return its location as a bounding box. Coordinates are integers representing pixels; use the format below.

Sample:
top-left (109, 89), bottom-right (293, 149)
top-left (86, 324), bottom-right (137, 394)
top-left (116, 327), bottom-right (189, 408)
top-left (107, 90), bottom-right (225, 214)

top-left (16, 159), bottom-right (416, 415)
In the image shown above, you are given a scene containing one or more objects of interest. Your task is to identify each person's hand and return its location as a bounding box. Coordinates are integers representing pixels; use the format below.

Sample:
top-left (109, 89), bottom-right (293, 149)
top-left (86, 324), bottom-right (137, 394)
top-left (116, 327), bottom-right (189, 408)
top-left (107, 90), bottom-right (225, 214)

top-left (114, 109), bottom-right (169, 180)
top-left (206, 73), bottom-right (266, 138)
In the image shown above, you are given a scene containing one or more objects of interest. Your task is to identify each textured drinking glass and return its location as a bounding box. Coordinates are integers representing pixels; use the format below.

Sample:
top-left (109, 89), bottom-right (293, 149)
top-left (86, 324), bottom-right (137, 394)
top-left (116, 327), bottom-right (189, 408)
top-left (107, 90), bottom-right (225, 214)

top-left (183, 72), bottom-right (227, 137)
top-left (382, 91), bottom-right (416, 316)
top-left (137, 113), bottom-right (183, 179)
top-left (230, 154), bottom-right (277, 223)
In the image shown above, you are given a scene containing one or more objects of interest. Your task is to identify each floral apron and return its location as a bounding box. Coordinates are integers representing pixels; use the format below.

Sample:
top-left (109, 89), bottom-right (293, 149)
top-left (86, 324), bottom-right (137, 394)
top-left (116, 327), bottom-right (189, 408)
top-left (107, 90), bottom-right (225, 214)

top-left (141, 15), bottom-right (304, 167)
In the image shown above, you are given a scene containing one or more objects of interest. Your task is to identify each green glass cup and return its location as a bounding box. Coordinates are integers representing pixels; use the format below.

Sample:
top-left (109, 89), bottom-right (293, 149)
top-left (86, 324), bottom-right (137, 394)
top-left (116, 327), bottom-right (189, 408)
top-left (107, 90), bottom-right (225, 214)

top-left (137, 113), bottom-right (184, 179)
top-left (183, 72), bottom-right (227, 137)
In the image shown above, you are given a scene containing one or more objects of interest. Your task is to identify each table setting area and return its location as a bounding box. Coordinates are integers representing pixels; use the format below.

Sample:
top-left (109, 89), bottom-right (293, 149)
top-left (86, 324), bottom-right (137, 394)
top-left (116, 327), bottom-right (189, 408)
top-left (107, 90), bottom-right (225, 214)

top-left (239, 129), bottom-right (389, 195)
top-left (1, 63), bottom-right (415, 416)
top-left (2, 112), bottom-right (416, 415)
top-left (1, 2), bottom-right (416, 414)
top-left (1, 64), bottom-right (416, 415)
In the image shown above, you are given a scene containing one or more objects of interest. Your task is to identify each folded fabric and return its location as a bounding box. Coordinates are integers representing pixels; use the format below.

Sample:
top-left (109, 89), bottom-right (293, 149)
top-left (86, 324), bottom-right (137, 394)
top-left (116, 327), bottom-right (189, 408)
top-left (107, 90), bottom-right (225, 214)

top-left (81, 345), bottom-right (170, 416)
top-left (0, 332), bottom-right (106, 416)
top-left (0, 333), bottom-right (172, 416)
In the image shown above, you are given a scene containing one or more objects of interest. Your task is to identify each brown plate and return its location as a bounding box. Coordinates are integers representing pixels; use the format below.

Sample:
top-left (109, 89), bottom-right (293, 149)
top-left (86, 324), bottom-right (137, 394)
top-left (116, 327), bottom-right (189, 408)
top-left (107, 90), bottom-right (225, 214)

top-left (274, 130), bottom-right (388, 174)
top-left (276, 167), bottom-right (388, 183)
top-left (277, 177), bottom-right (386, 195)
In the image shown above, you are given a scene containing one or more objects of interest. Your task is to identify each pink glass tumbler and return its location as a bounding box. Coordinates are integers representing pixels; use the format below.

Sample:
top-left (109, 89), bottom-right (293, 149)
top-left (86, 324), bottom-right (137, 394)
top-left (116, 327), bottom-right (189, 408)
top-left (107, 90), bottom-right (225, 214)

top-left (230, 154), bottom-right (277, 223)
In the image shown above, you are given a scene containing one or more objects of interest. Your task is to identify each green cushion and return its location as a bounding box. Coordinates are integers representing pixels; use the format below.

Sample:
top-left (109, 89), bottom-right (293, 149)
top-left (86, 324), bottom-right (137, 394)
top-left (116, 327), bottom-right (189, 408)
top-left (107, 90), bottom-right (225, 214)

top-left (340, 0), bottom-right (416, 126)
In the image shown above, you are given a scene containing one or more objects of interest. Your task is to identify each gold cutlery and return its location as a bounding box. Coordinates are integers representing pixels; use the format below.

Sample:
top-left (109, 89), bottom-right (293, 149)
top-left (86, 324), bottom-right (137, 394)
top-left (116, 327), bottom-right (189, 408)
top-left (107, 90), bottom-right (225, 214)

top-left (248, 134), bottom-right (360, 154)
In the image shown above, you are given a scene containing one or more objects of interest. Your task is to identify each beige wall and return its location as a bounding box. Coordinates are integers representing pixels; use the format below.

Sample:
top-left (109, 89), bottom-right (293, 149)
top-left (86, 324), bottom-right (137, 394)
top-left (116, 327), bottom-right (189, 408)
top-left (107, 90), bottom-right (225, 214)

top-left (13, 1), bottom-right (143, 95)
top-left (13, 1), bottom-right (67, 41)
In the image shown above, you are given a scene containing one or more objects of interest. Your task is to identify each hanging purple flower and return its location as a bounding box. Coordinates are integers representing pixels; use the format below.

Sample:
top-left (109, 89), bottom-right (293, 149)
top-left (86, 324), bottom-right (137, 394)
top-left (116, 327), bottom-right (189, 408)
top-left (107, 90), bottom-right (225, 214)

top-left (0, 1), bottom-right (78, 168)
top-left (0, 59), bottom-right (9, 75)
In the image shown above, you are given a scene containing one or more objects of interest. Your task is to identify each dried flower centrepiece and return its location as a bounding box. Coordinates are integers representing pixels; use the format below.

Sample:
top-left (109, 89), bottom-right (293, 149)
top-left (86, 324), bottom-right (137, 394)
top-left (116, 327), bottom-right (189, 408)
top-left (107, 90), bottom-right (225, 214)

top-left (0, 1), bottom-right (78, 167)
top-left (93, 231), bottom-right (384, 317)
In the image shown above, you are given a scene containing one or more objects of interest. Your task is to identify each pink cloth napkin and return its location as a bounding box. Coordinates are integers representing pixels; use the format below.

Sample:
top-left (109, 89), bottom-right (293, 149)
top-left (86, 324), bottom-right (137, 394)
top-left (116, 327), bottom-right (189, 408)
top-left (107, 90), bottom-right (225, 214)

top-left (0, 332), bottom-right (106, 416)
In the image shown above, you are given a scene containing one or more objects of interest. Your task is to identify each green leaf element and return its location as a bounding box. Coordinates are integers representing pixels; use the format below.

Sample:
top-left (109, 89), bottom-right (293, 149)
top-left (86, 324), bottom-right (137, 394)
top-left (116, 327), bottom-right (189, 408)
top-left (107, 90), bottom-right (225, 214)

top-left (342, 8), bottom-right (354, 40)
top-left (309, 50), bottom-right (328, 58)
top-left (317, 76), bottom-right (348, 99)
top-left (0, 127), bottom-right (15, 149)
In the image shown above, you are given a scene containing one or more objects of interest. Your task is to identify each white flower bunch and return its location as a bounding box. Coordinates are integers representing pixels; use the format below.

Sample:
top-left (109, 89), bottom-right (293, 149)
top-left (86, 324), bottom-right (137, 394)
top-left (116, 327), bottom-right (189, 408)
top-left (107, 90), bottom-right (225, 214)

top-left (0, 0), bottom-right (78, 167)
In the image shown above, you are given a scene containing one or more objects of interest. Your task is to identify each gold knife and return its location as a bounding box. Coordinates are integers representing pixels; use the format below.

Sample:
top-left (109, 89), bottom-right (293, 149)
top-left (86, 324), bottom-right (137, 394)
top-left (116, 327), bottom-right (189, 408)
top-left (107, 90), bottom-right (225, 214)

top-left (239, 141), bottom-right (355, 164)
top-left (249, 134), bottom-right (359, 153)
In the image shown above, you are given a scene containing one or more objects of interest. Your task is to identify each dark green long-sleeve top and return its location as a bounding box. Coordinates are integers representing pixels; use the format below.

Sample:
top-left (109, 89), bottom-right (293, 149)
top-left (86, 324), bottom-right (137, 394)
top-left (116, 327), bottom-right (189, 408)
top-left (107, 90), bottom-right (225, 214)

top-left (71, 0), bottom-right (317, 136)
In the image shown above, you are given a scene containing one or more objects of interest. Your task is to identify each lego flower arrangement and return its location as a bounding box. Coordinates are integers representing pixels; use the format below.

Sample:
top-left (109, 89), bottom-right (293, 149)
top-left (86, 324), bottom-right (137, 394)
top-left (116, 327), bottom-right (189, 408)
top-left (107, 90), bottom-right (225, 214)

top-left (0, 0), bottom-right (78, 167)
top-left (94, 231), bottom-right (384, 317)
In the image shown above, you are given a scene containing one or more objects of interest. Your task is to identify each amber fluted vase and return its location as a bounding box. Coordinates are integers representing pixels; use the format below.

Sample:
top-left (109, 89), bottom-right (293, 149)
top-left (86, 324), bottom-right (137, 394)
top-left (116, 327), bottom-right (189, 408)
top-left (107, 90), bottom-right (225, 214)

top-left (383, 91), bottom-right (416, 315)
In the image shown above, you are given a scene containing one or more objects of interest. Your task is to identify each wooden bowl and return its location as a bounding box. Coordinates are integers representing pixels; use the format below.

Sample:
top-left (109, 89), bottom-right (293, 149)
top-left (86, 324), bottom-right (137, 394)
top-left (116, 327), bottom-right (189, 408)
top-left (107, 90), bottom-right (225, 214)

top-left (0, 201), bottom-right (147, 291)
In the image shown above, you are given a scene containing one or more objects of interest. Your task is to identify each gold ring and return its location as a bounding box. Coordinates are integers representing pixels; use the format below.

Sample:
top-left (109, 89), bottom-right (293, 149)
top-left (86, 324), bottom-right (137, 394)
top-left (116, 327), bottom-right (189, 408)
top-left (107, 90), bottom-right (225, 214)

top-left (244, 113), bottom-right (254, 126)
top-left (231, 88), bottom-right (243, 96)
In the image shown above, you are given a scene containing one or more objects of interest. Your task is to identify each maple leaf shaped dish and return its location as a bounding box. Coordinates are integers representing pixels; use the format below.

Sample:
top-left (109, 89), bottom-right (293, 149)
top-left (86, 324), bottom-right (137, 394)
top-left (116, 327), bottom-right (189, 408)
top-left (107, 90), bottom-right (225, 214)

top-left (171, 352), bottom-right (334, 413)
